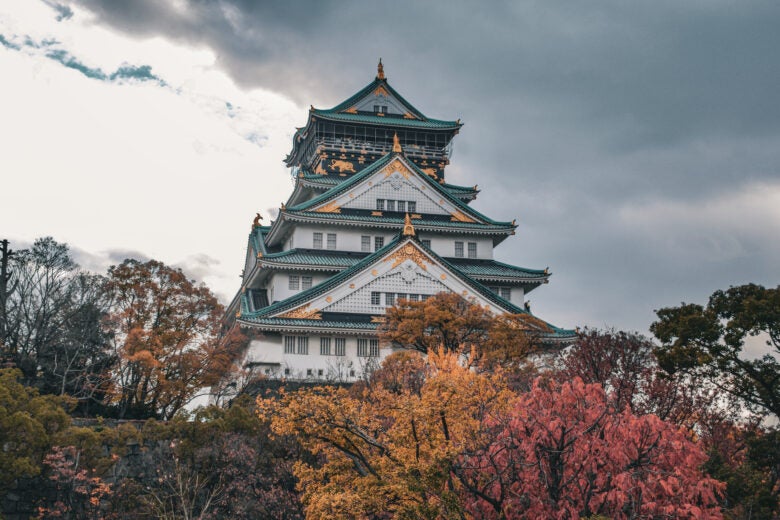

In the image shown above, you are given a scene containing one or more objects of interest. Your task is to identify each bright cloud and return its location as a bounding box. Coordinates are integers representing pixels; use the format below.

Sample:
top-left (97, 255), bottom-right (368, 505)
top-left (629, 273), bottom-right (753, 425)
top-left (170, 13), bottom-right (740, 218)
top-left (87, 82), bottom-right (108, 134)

top-left (0, 0), bottom-right (304, 302)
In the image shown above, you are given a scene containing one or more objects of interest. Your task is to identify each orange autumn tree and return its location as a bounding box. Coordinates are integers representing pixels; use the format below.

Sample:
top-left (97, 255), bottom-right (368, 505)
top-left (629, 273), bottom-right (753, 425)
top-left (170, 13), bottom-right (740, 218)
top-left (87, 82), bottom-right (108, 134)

top-left (258, 349), bottom-right (514, 519)
top-left (105, 259), bottom-right (243, 419)
top-left (379, 292), bottom-right (549, 372)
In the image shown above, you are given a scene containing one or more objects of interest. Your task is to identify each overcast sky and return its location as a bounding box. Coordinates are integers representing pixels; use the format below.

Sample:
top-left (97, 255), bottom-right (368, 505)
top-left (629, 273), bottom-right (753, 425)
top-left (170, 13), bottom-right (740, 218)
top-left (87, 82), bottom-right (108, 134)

top-left (1, 0), bottom-right (778, 335)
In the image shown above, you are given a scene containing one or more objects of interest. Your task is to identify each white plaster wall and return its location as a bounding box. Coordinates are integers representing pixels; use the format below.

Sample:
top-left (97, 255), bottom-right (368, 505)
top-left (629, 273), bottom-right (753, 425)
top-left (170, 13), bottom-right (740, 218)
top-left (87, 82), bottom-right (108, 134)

top-left (268, 272), bottom-right (333, 303)
top-left (420, 234), bottom-right (494, 260)
top-left (288, 224), bottom-right (395, 254)
top-left (245, 334), bottom-right (393, 381)
top-left (510, 286), bottom-right (525, 308)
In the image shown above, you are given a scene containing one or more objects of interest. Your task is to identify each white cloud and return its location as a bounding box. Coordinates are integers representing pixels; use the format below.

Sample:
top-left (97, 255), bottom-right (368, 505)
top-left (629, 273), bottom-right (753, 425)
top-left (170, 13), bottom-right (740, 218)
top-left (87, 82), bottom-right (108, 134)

top-left (0, 0), bottom-right (306, 302)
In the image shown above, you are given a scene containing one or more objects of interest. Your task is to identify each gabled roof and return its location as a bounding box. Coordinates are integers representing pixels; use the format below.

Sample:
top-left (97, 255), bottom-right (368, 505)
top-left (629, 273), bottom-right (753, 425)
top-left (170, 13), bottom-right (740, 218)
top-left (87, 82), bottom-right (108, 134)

top-left (288, 152), bottom-right (511, 228)
top-left (238, 233), bottom-right (572, 341)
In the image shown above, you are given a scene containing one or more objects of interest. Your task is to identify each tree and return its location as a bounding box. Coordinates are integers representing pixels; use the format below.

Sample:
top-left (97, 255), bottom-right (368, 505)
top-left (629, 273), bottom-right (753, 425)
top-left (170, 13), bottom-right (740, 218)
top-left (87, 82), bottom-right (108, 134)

top-left (651, 283), bottom-right (780, 420)
top-left (258, 349), bottom-right (514, 519)
top-left (0, 368), bottom-right (72, 496)
top-left (0, 238), bottom-right (113, 404)
top-left (104, 259), bottom-right (243, 419)
top-left (459, 378), bottom-right (725, 519)
top-left (379, 292), bottom-right (547, 372)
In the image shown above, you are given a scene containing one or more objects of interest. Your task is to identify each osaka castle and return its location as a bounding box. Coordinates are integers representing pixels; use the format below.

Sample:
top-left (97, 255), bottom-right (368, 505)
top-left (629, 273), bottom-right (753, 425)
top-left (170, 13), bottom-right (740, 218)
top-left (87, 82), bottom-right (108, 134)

top-left (227, 61), bottom-right (574, 381)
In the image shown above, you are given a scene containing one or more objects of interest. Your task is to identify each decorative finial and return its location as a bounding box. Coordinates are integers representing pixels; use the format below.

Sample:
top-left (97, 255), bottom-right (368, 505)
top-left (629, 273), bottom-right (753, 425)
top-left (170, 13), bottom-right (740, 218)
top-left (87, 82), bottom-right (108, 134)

top-left (377, 58), bottom-right (385, 80)
top-left (392, 132), bottom-right (402, 153)
top-left (402, 213), bottom-right (415, 236)
top-left (281, 202), bottom-right (286, 211)
top-left (544, 267), bottom-right (549, 275)
top-left (253, 212), bottom-right (263, 228)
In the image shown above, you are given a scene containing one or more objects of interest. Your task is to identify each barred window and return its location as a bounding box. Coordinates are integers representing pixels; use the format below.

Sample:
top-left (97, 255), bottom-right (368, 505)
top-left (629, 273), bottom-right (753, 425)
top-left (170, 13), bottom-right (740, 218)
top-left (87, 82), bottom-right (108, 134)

top-left (500, 287), bottom-right (511, 300)
top-left (397, 293), bottom-right (407, 302)
top-left (407, 201), bottom-right (416, 213)
top-left (288, 275), bottom-right (300, 290)
top-left (369, 339), bottom-right (379, 357)
top-left (385, 292), bottom-right (395, 306)
top-left (361, 236), bottom-right (371, 252)
top-left (397, 201), bottom-right (406, 212)
top-left (455, 241), bottom-right (464, 258)
top-left (409, 294), bottom-right (419, 302)
top-left (468, 242), bottom-right (477, 258)
top-left (335, 338), bottom-right (346, 356)
top-left (327, 233), bottom-right (337, 250)
top-left (297, 336), bottom-right (309, 355)
top-left (421, 239), bottom-right (431, 248)
top-left (376, 199), bottom-right (385, 211)
top-left (284, 336), bottom-right (295, 354)
top-left (301, 276), bottom-right (313, 290)
top-left (374, 236), bottom-right (384, 251)
top-left (386, 200), bottom-right (396, 211)
top-left (371, 291), bottom-right (381, 305)
top-left (320, 337), bottom-right (331, 356)
top-left (313, 232), bottom-right (323, 249)
top-left (357, 338), bottom-right (369, 357)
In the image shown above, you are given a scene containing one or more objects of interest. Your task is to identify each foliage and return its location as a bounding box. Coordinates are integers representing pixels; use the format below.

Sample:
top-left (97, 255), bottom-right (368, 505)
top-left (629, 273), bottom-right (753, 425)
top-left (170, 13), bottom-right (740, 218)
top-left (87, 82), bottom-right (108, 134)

top-left (0, 238), bottom-right (113, 405)
top-left (651, 283), bottom-right (780, 420)
top-left (0, 368), bottom-right (72, 495)
top-left (258, 349), bottom-right (514, 519)
top-left (379, 292), bottom-right (547, 375)
top-left (36, 445), bottom-right (114, 520)
top-left (104, 259), bottom-right (244, 419)
top-left (460, 377), bottom-right (724, 519)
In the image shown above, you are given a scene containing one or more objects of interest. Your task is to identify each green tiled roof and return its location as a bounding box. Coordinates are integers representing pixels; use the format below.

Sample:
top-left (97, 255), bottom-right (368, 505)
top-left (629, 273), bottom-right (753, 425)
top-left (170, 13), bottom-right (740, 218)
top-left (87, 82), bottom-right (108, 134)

top-left (238, 316), bottom-right (379, 330)
top-left (448, 259), bottom-right (547, 281)
top-left (288, 152), bottom-right (512, 228)
top-left (262, 249), bottom-right (367, 268)
top-left (283, 210), bottom-right (515, 234)
top-left (312, 110), bottom-right (460, 129)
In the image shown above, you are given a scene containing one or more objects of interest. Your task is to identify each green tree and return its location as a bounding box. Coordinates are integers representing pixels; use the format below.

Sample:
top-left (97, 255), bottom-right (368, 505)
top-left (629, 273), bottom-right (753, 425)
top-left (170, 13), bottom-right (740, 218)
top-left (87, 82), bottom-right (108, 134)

top-left (651, 283), bottom-right (780, 420)
top-left (0, 368), bottom-right (72, 495)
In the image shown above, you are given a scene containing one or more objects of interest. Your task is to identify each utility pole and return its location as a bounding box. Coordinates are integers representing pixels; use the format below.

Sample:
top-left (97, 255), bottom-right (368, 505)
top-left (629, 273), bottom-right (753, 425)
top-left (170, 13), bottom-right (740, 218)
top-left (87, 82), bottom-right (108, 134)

top-left (0, 239), bottom-right (16, 350)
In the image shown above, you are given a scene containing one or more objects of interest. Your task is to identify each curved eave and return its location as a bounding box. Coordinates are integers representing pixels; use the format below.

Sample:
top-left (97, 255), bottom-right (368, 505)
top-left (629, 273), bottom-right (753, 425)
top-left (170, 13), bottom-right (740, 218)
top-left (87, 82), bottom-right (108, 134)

top-left (237, 317), bottom-right (379, 335)
top-left (290, 152), bottom-right (506, 228)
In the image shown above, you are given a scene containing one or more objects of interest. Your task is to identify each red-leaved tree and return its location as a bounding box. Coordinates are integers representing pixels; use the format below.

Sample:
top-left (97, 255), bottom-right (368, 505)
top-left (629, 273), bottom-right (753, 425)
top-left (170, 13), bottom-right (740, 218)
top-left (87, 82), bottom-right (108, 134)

top-left (457, 377), bottom-right (724, 519)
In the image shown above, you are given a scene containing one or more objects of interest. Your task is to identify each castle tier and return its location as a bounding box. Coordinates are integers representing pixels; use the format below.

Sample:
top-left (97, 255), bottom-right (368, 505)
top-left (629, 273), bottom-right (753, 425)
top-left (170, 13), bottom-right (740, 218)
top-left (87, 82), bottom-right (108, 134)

top-left (227, 61), bottom-right (574, 382)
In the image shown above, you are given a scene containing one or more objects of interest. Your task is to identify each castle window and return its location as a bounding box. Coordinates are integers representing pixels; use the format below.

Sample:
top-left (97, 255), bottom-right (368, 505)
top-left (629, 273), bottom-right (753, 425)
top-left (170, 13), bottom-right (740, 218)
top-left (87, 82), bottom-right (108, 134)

top-left (500, 287), bottom-right (511, 300)
top-left (407, 201), bottom-right (417, 212)
top-left (301, 276), bottom-right (313, 290)
top-left (288, 275), bottom-right (300, 290)
top-left (375, 237), bottom-right (384, 251)
top-left (284, 368), bottom-right (290, 375)
top-left (421, 239), bottom-right (431, 248)
top-left (468, 242), bottom-right (477, 258)
top-left (376, 199), bottom-right (385, 211)
top-left (306, 369), bottom-right (313, 377)
top-left (409, 294), bottom-right (419, 302)
top-left (318, 369), bottom-right (324, 377)
top-left (370, 339), bottom-right (379, 357)
top-left (313, 232), bottom-right (323, 249)
top-left (327, 233), bottom-right (337, 250)
top-left (371, 291), bottom-right (381, 305)
top-left (361, 236), bottom-right (371, 252)
top-left (397, 201), bottom-right (406, 212)
top-left (357, 338), bottom-right (369, 357)
top-left (455, 241), bottom-right (464, 258)
top-left (386, 200), bottom-right (396, 211)
top-left (320, 337), bottom-right (331, 356)
top-left (335, 338), bottom-right (346, 356)
top-left (385, 292), bottom-right (395, 306)
top-left (284, 336), bottom-right (295, 354)
top-left (297, 336), bottom-right (309, 355)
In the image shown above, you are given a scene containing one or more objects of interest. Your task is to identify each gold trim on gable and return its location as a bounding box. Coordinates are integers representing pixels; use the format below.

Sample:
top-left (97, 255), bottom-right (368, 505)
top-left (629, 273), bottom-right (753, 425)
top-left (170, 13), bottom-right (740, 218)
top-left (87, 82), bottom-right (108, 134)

top-left (316, 201), bottom-right (342, 213)
top-left (344, 107), bottom-right (358, 114)
top-left (382, 158), bottom-right (412, 179)
top-left (371, 316), bottom-right (387, 323)
top-left (451, 210), bottom-right (476, 223)
top-left (279, 304), bottom-right (322, 320)
top-left (384, 243), bottom-right (429, 271)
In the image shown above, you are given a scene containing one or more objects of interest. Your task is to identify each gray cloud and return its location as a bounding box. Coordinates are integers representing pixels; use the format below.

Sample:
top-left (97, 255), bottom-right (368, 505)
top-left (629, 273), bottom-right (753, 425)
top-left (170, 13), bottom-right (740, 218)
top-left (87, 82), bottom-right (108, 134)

top-left (62, 0), bottom-right (780, 333)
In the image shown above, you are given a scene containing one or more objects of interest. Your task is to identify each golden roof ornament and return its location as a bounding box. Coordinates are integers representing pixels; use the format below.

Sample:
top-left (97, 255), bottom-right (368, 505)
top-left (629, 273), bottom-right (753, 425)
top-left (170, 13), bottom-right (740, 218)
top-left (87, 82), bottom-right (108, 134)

top-left (252, 212), bottom-right (263, 228)
top-left (377, 58), bottom-right (385, 80)
top-left (402, 213), bottom-right (415, 236)
top-left (392, 132), bottom-right (403, 153)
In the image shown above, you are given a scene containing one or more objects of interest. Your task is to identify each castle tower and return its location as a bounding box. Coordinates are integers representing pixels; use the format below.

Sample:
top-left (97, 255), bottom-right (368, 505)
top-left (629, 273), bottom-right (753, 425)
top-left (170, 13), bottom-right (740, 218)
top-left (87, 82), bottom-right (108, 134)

top-left (227, 62), bottom-right (573, 381)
